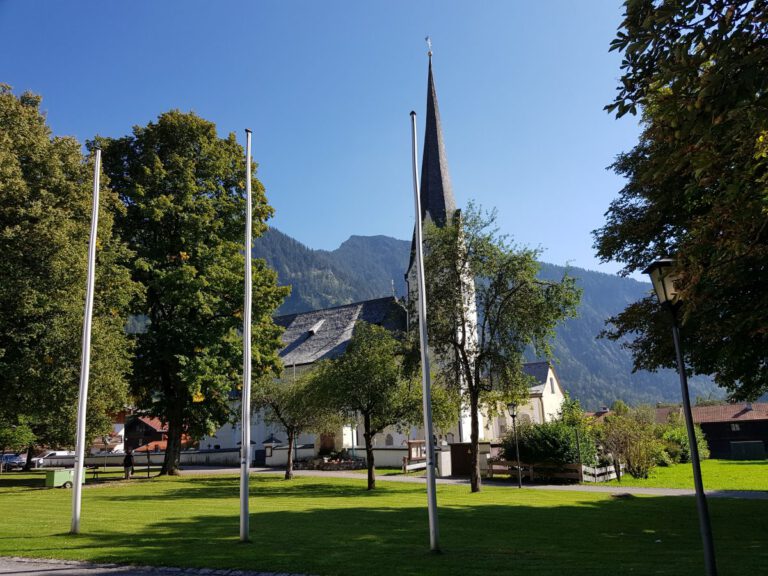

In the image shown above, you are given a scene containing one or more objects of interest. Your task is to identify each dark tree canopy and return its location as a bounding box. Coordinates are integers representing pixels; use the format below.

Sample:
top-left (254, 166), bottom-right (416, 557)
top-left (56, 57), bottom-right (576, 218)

top-left (0, 85), bottom-right (138, 455)
top-left (594, 1), bottom-right (768, 399)
top-left (100, 111), bottom-right (288, 474)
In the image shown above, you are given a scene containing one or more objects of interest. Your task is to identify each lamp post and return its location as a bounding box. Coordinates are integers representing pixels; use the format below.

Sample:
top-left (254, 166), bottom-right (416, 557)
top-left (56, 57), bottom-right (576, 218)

top-left (643, 259), bottom-right (717, 576)
top-left (507, 402), bottom-right (522, 489)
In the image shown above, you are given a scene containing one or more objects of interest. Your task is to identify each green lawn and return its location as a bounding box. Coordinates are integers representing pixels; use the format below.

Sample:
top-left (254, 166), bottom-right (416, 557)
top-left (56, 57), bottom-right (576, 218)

top-left (0, 471), bottom-right (766, 576)
top-left (603, 459), bottom-right (768, 491)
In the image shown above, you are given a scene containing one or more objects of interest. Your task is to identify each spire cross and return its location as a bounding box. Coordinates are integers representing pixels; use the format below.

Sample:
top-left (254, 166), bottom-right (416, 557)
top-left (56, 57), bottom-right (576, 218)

top-left (425, 36), bottom-right (433, 57)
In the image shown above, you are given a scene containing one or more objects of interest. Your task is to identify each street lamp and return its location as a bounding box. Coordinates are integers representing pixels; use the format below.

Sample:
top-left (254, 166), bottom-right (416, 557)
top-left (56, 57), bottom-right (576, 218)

top-left (506, 402), bottom-right (523, 489)
top-left (643, 259), bottom-right (718, 576)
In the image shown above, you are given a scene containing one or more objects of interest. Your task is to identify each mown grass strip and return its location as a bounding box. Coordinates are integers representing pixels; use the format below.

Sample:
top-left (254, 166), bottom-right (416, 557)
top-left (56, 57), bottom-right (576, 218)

top-left (0, 471), bottom-right (765, 575)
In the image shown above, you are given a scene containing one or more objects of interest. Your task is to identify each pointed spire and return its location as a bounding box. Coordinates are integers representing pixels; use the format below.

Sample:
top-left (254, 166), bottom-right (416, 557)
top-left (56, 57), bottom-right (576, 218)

top-left (419, 44), bottom-right (456, 227)
top-left (406, 45), bottom-right (458, 285)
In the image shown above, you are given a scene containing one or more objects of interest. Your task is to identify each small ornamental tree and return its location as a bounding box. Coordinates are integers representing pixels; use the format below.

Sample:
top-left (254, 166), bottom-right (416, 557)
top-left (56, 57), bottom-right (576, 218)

top-left (255, 372), bottom-right (341, 480)
top-left (312, 322), bottom-right (422, 490)
top-left (599, 405), bottom-right (663, 480)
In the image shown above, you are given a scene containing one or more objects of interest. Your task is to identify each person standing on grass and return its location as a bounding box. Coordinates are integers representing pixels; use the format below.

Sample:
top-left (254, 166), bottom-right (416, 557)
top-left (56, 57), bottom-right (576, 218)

top-left (123, 449), bottom-right (134, 479)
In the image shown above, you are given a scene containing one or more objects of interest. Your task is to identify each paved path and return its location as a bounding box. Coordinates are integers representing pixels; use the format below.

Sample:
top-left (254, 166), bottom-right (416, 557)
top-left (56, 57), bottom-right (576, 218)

top-left (180, 465), bottom-right (768, 500)
top-left (0, 557), bottom-right (307, 576)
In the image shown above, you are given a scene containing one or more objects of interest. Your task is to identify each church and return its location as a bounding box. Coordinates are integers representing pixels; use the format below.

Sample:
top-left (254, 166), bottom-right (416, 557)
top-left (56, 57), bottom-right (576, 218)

top-left (201, 52), bottom-right (567, 469)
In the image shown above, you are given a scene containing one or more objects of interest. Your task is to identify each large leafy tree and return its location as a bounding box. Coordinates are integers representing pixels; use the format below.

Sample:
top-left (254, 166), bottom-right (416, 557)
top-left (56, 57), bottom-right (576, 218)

top-left (425, 203), bottom-right (581, 492)
top-left (0, 86), bottom-right (137, 462)
top-left (100, 111), bottom-right (288, 475)
top-left (312, 321), bottom-right (424, 490)
top-left (594, 1), bottom-right (768, 399)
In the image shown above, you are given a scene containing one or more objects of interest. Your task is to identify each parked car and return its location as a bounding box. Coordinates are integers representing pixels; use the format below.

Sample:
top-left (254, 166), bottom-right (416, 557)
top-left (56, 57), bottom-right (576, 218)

top-left (1, 454), bottom-right (25, 470)
top-left (32, 450), bottom-right (74, 468)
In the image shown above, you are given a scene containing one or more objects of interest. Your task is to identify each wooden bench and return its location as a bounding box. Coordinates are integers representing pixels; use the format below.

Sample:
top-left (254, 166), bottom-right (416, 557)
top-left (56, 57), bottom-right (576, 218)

top-left (486, 458), bottom-right (527, 480)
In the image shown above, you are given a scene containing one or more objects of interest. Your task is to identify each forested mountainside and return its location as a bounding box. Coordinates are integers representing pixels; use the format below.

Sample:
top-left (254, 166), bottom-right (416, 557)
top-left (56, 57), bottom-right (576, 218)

top-left (254, 228), bottom-right (720, 409)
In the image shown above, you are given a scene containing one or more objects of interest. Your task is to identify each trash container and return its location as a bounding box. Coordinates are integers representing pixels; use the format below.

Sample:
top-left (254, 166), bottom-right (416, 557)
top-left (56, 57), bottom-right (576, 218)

top-left (45, 469), bottom-right (83, 488)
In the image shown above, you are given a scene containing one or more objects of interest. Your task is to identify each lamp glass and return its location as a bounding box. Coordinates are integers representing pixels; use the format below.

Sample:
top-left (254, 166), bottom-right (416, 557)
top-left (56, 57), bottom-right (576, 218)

top-left (643, 259), bottom-right (681, 305)
top-left (507, 402), bottom-right (517, 417)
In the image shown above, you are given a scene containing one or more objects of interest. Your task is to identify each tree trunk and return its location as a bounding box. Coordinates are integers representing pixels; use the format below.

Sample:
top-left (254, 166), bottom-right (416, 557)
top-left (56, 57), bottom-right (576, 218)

top-left (285, 429), bottom-right (295, 480)
top-left (363, 412), bottom-right (375, 490)
top-left (469, 393), bottom-right (481, 492)
top-left (22, 444), bottom-right (34, 471)
top-left (161, 411), bottom-right (183, 475)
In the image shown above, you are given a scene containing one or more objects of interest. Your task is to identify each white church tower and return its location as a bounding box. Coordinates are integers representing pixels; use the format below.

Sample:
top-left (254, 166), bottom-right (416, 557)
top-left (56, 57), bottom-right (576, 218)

top-left (405, 48), bottom-right (481, 443)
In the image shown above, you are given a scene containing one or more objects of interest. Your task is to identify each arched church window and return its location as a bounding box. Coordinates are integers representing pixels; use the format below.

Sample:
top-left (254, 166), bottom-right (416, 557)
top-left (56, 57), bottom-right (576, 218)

top-left (385, 434), bottom-right (394, 446)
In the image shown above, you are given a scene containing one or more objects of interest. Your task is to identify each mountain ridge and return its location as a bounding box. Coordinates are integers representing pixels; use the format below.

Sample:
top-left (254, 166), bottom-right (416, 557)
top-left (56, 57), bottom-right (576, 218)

top-left (253, 228), bottom-right (720, 409)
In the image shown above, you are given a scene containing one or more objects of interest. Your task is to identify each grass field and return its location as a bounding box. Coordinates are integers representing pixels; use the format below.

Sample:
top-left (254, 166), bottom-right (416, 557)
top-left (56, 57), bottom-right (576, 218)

top-left (602, 459), bottom-right (768, 490)
top-left (1, 470), bottom-right (766, 575)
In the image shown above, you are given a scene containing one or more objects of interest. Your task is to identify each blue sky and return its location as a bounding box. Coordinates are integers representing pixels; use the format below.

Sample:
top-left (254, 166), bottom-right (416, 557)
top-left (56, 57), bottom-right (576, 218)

top-left (0, 0), bottom-right (640, 275)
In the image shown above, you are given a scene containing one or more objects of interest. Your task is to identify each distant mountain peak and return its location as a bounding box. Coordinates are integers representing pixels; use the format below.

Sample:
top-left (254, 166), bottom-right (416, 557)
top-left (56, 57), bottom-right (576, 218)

top-left (255, 228), bottom-right (718, 409)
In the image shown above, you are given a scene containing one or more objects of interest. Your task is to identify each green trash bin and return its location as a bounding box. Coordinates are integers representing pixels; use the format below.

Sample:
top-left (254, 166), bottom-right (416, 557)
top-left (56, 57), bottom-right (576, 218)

top-left (45, 469), bottom-right (83, 488)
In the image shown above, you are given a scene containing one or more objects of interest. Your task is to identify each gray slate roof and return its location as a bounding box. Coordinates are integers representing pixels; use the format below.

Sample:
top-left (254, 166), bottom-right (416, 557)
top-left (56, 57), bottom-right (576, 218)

top-left (523, 361), bottom-right (556, 394)
top-left (274, 297), bottom-right (406, 367)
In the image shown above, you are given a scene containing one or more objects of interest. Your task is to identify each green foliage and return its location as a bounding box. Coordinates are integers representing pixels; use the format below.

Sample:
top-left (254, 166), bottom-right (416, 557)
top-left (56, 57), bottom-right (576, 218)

top-left (255, 371), bottom-right (341, 479)
top-left (503, 419), bottom-right (597, 468)
top-left (659, 421), bottom-right (710, 464)
top-left (0, 417), bottom-right (36, 453)
top-left (424, 202), bottom-right (581, 490)
top-left (100, 110), bottom-right (288, 474)
top-left (248, 229), bottom-right (723, 408)
top-left (312, 321), bottom-right (423, 489)
top-left (0, 85), bottom-right (138, 451)
top-left (600, 406), bottom-right (665, 479)
top-left (595, 1), bottom-right (768, 400)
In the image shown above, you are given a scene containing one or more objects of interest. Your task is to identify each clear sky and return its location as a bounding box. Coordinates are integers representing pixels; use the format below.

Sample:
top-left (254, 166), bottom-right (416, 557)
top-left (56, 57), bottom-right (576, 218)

top-left (0, 0), bottom-right (640, 275)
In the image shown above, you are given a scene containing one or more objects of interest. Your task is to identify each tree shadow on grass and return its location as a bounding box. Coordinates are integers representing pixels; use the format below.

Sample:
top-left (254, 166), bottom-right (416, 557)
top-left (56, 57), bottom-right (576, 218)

top-left (7, 491), bottom-right (767, 576)
top-left (103, 475), bottom-right (428, 502)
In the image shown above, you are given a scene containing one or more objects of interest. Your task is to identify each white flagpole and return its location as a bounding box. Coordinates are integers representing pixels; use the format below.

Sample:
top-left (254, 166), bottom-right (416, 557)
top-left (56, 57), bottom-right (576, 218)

top-left (240, 129), bottom-right (253, 542)
top-left (71, 147), bottom-right (101, 534)
top-left (410, 111), bottom-right (440, 552)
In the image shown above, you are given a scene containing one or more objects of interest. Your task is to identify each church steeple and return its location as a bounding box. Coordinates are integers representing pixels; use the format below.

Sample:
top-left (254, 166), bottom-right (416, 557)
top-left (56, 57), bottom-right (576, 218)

top-left (419, 49), bottom-right (456, 227)
top-left (406, 47), bottom-right (457, 283)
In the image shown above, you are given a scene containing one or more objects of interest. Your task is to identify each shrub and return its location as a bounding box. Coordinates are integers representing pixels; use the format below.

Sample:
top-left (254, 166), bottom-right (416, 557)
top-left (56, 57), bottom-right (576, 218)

top-left (502, 420), bottom-right (596, 467)
top-left (599, 406), bottom-right (663, 479)
top-left (660, 424), bottom-right (710, 464)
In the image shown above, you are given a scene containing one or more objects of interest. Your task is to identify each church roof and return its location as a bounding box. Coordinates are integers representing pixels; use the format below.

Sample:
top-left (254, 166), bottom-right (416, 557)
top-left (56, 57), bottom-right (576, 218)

top-left (523, 361), bottom-right (561, 395)
top-left (274, 297), bottom-right (406, 367)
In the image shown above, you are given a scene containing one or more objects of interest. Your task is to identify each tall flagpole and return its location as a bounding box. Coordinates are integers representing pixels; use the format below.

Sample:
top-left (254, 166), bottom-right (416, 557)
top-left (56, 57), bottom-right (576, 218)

top-left (410, 111), bottom-right (440, 552)
top-left (71, 147), bottom-right (101, 535)
top-left (240, 129), bottom-right (253, 542)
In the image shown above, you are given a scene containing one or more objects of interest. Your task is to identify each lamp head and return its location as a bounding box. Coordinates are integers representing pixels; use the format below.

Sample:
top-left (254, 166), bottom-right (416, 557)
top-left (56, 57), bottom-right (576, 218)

top-left (507, 402), bottom-right (518, 417)
top-left (642, 258), bottom-right (682, 307)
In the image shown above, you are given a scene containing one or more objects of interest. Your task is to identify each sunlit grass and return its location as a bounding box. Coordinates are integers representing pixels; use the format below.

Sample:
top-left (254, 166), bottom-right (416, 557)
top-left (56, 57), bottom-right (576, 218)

top-left (0, 470), bottom-right (765, 575)
top-left (603, 459), bottom-right (768, 490)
